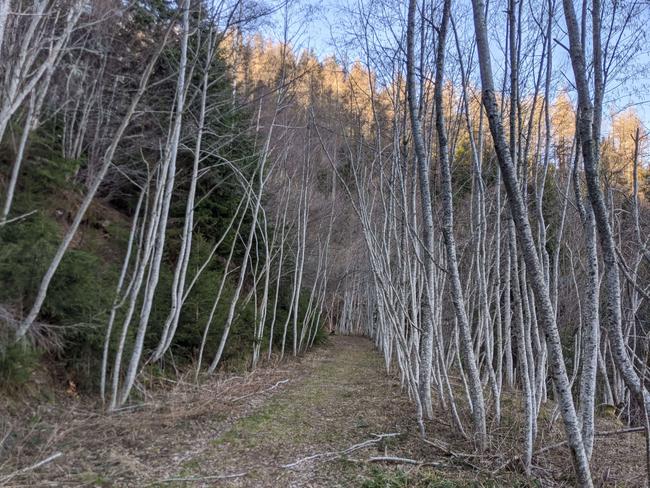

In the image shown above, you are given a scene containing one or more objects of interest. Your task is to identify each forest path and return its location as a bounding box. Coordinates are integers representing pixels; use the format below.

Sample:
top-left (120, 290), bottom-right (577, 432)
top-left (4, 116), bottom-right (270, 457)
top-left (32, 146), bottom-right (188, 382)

top-left (6, 336), bottom-right (647, 487)
top-left (8, 335), bottom-right (645, 487)
top-left (5, 336), bottom-right (456, 487)
top-left (166, 335), bottom-right (425, 487)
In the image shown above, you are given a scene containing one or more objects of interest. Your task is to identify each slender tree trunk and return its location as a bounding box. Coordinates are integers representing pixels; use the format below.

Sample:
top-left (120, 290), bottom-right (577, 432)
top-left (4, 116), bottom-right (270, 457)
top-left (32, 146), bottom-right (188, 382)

top-left (16, 24), bottom-right (171, 340)
top-left (434, 0), bottom-right (486, 449)
top-left (562, 0), bottom-right (650, 414)
top-left (406, 0), bottom-right (434, 420)
top-left (469, 0), bottom-right (592, 483)
top-left (100, 187), bottom-right (146, 404)
top-left (118, 2), bottom-right (191, 405)
top-left (1, 93), bottom-right (34, 224)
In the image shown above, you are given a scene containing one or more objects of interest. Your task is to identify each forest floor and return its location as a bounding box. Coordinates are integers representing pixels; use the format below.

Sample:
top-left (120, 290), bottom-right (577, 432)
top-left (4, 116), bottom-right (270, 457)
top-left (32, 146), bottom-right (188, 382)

top-left (1, 336), bottom-right (647, 487)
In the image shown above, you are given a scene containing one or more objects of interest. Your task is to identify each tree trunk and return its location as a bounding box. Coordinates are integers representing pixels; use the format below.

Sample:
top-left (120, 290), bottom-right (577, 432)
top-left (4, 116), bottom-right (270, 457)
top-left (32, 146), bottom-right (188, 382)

top-left (469, 0), bottom-right (592, 483)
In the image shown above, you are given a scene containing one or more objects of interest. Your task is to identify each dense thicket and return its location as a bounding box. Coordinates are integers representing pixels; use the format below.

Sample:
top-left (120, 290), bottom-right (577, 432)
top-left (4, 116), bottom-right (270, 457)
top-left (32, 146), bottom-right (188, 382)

top-left (0, 0), bottom-right (337, 403)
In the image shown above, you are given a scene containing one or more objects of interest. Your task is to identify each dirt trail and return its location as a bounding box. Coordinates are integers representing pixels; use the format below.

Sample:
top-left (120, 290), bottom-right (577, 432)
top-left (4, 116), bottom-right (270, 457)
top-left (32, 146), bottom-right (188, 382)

top-left (198, 335), bottom-right (419, 487)
top-left (4, 336), bottom-right (646, 487)
top-left (2, 337), bottom-right (434, 487)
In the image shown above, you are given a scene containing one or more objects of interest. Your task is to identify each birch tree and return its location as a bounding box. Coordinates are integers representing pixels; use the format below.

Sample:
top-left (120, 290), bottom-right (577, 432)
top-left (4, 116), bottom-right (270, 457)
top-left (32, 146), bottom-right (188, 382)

top-left (469, 0), bottom-right (593, 483)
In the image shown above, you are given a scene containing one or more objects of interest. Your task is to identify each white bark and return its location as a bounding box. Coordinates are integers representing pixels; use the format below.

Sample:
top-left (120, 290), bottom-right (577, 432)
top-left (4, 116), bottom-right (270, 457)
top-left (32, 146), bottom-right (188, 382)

top-left (434, 0), bottom-right (486, 449)
top-left (16, 22), bottom-right (171, 340)
top-left (406, 0), bottom-right (434, 420)
top-left (562, 0), bottom-right (650, 422)
top-left (469, 0), bottom-right (593, 483)
top-left (118, 2), bottom-right (191, 405)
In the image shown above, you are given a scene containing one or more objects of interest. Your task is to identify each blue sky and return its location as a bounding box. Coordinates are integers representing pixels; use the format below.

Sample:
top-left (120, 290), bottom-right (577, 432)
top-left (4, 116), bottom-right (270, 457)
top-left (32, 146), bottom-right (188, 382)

top-left (261, 0), bottom-right (650, 135)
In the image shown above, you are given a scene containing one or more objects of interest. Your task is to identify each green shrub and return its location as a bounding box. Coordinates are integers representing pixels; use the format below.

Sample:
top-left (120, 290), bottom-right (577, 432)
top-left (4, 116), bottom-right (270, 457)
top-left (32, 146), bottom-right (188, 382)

top-left (0, 213), bottom-right (59, 305)
top-left (0, 212), bottom-right (121, 390)
top-left (0, 342), bottom-right (40, 387)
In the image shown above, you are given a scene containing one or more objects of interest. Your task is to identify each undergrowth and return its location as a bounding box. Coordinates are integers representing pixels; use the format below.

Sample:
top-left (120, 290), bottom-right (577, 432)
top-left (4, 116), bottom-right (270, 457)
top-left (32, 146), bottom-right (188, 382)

top-left (0, 128), bottom-right (326, 393)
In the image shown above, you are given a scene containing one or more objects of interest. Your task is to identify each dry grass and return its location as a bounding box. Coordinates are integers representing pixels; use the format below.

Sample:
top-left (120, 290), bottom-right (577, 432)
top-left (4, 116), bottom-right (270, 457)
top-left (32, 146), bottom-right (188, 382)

top-left (1, 337), bottom-right (647, 487)
top-left (0, 351), bottom-right (313, 487)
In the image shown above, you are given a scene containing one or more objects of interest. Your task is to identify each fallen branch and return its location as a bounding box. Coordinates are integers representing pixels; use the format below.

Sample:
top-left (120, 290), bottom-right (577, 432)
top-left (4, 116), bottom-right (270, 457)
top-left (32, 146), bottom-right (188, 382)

top-left (367, 455), bottom-right (442, 466)
top-left (281, 432), bottom-right (401, 468)
top-left (368, 456), bottom-right (452, 468)
top-left (420, 436), bottom-right (485, 459)
top-left (282, 453), bottom-right (325, 468)
top-left (0, 451), bottom-right (62, 485)
top-left (368, 456), bottom-right (421, 464)
top-left (0, 426), bottom-right (12, 451)
top-left (0, 210), bottom-right (38, 227)
top-left (419, 436), bottom-right (492, 473)
top-left (156, 471), bottom-right (248, 483)
top-left (232, 379), bottom-right (290, 402)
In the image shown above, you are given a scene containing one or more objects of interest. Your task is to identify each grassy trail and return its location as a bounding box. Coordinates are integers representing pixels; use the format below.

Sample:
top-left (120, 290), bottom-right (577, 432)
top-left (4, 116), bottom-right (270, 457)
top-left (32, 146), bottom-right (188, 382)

top-left (198, 335), bottom-right (419, 487)
top-left (4, 336), bottom-right (644, 487)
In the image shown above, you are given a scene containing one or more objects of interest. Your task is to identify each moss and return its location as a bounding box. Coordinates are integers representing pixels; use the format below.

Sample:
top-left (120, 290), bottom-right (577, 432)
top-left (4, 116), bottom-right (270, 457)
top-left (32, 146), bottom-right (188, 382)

top-left (361, 467), bottom-right (409, 488)
top-left (179, 458), bottom-right (201, 475)
top-left (213, 398), bottom-right (312, 449)
top-left (79, 472), bottom-right (112, 486)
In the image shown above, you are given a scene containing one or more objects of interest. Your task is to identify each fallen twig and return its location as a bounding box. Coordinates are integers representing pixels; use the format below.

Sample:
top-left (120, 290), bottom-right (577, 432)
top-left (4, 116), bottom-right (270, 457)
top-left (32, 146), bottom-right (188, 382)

top-left (155, 471), bottom-right (248, 483)
top-left (232, 379), bottom-right (290, 402)
top-left (281, 432), bottom-right (401, 468)
top-left (0, 452), bottom-right (62, 485)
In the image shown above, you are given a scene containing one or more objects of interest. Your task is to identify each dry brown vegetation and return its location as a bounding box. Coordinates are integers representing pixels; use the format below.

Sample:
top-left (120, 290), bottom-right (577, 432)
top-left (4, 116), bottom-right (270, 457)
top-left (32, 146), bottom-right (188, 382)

top-left (0, 337), bottom-right (645, 487)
